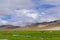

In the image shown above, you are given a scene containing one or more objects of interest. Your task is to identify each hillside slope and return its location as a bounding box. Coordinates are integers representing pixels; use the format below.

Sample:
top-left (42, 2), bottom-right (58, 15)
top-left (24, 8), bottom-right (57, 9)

top-left (0, 20), bottom-right (60, 30)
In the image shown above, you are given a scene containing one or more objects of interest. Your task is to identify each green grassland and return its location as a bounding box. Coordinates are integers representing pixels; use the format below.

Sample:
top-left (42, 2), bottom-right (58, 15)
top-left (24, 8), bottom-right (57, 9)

top-left (0, 31), bottom-right (60, 40)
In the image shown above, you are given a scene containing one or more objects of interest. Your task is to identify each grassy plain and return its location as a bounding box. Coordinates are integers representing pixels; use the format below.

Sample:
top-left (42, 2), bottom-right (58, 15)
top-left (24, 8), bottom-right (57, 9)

top-left (0, 31), bottom-right (60, 40)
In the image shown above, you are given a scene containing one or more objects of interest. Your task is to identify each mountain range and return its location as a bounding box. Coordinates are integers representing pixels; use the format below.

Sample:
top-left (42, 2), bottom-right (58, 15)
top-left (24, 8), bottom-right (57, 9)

top-left (0, 20), bottom-right (60, 30)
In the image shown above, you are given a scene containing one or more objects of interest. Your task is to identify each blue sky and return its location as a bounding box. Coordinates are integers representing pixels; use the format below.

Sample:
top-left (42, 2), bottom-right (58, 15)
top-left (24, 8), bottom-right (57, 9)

top-left (0, 0), bottom-right (60, 26)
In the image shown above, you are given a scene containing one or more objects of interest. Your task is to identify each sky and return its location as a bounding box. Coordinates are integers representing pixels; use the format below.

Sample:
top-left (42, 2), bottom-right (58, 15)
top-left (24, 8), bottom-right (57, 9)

top-left (0, 0), bottom-right (60, 26)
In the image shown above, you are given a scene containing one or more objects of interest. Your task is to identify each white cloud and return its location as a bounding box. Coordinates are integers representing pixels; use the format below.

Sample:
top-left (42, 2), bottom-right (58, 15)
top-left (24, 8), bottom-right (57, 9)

top-left (41, 12), bottom-right (46, 15)
top-left (0, 0), bottom-right (34, 15)
top-left (0, 0), bottom-right (60, 26)
top-left (0, 8), bottom-right (60, 26)
top-left (26, 13), bottom-right (38, 19)
top-left (15, 9), bottom-right (39, 19)
top-left (0, 20), bottom-right (8, 25)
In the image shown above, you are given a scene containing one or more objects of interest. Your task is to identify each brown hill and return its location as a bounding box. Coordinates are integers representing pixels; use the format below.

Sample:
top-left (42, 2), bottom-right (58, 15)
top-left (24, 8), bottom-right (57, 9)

top-left (0, 25), bottom-right (20, 29)
top-left (23, 20), bottom-right (60, 29)
top-left (0, 20), bottom-right (60, 30)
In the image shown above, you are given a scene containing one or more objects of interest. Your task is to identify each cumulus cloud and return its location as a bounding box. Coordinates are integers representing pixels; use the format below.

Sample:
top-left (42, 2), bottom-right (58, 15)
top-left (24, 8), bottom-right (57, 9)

top-left (9, 9), bottom-right (41, 26)
top-left (0, 0), bottom-right (60, 26)
top-left (0, 19), bottom-right (8, 25)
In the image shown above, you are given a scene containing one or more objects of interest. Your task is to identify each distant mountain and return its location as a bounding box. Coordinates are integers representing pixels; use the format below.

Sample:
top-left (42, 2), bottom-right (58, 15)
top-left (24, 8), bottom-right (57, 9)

top-left (24, 20), bottom-right (60, 29)
top-left (0, 25), bottom-right (20, 29)
top-left (0, 20), bottom-right (60, 30)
